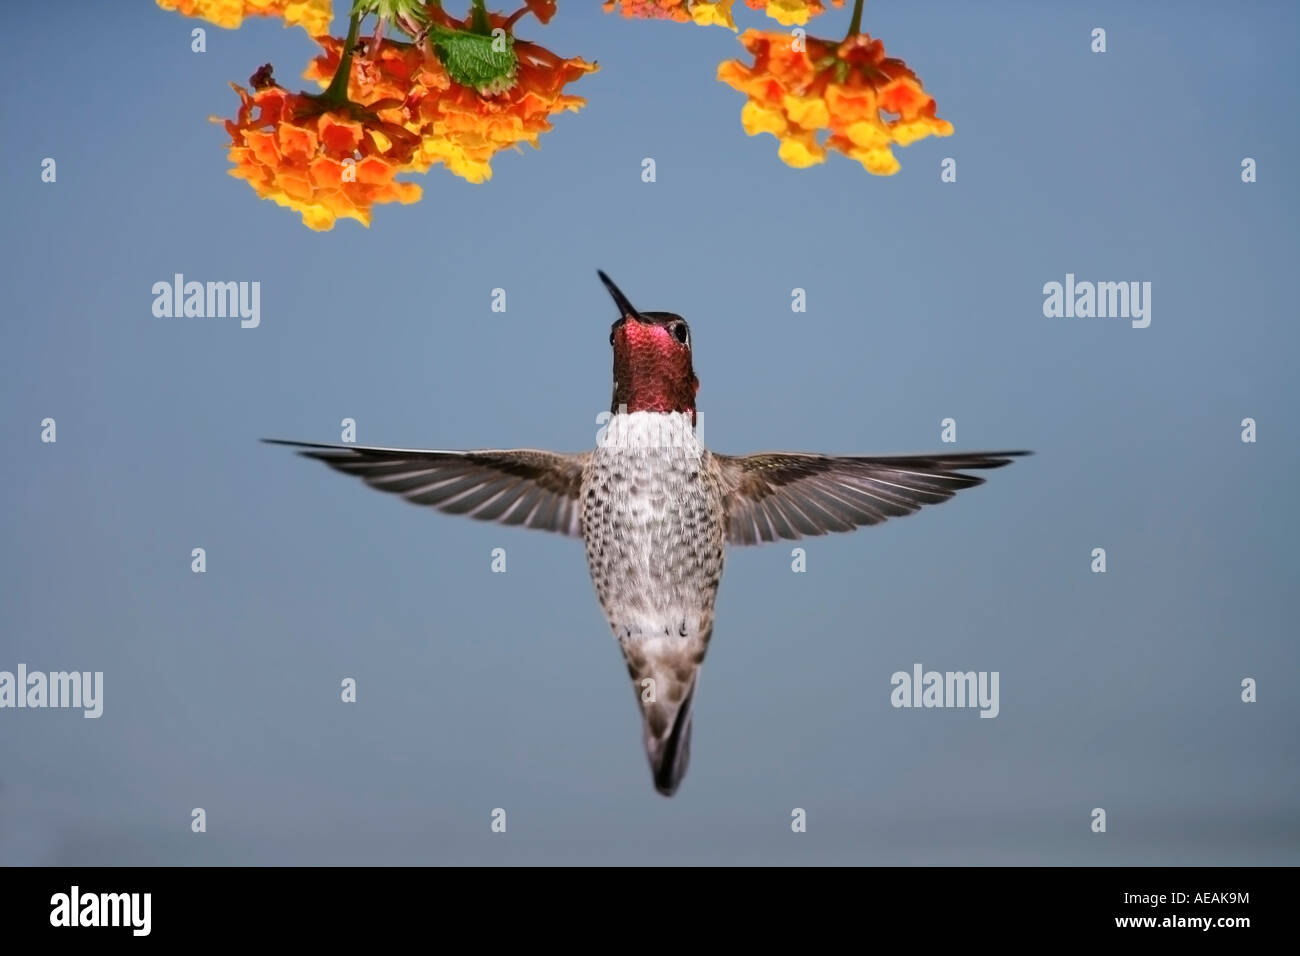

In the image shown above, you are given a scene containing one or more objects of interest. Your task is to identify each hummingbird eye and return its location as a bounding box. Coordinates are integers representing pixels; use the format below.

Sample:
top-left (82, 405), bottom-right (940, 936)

top-left (670, 322), bottom-right (689, 346)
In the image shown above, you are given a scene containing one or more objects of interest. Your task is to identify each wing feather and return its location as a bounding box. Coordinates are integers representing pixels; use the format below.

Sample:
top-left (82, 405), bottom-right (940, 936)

top-left (264, 439), bottom-right (589, 537)
top-left (717, 450), bottom-right (1030, 545)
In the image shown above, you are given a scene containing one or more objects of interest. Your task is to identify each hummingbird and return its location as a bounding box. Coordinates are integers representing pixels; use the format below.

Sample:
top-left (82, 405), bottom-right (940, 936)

top-left (267, 272), bottom-right (1028, 796)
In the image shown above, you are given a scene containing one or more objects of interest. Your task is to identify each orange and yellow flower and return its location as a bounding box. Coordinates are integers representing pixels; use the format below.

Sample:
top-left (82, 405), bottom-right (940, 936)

top-left (303, 36), bottom-right (451, 126)
top-left (718, 30), bottom-right (952, 175)
top-left (155, 0), bottom-right (333, 34)
top-left (743, 0), bottom-right (841, 26)
top-left (306, 28), bottom-right (596, 184)
top-left (522, 0), bottom-right (558, 24)
top-left (603, 0), bottom-right (736, 29)
top-left (219, 81), bottom-right (422, 230)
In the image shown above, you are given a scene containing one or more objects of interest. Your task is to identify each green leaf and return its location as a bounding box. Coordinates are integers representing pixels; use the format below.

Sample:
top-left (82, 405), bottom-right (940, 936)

top-left (433, 28), bottom-right (518, 95)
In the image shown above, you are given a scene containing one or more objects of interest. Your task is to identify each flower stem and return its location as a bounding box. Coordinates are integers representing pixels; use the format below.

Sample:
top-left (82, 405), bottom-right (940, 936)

top-left (320, 11), bottom-right (363, 107)
top-left (470, 0), bottom-right (491, 34)
top-left (846, 0), bottom-right (864, 37)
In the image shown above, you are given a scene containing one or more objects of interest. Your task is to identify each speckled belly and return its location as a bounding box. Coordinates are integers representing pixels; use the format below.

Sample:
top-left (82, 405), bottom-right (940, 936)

top-left (580, 412), bottom-right (725, 648)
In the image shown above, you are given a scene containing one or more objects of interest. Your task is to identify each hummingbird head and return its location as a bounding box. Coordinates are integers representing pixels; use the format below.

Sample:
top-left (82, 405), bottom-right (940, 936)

top-left (599, 270), bottom-right (699, 422)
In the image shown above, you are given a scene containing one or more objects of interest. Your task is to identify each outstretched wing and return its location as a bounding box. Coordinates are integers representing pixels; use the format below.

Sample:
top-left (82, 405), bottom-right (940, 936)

top-left (716, 450), bottom-right (1030, 546)
top-left (265, 440), bottom-right (589, 537)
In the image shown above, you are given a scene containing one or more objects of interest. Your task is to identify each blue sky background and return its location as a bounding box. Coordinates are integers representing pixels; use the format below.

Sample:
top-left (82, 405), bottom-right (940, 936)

top-left (1, 0), bottom-right (1297, 865)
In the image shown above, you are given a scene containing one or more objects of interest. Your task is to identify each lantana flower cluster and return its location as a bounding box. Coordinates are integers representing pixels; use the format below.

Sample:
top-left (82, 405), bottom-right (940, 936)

top-left (717, 30), bottom-right (952, 175)
top-left (156, 0), bottom-right (951, 229)
top-left (303, 26), bottom-right (595, 186)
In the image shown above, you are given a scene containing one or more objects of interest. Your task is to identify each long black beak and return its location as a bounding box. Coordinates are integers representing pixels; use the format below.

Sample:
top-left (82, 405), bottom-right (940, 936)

top-left (598, 270), bottom-right (647, 323)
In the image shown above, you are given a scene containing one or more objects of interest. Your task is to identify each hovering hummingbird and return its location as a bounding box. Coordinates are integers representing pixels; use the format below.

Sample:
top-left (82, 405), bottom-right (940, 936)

top-left (267, 272), bottom-right (1028, 796)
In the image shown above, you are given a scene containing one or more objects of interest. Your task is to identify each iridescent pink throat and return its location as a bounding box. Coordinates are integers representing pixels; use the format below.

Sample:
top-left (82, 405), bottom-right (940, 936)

top-left (611, 321), bottom-right (699, 424)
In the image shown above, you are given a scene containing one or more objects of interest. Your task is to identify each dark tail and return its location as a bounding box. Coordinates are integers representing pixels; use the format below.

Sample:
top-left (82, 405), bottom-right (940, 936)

top-left (624, 650), bottom-right (703, 797)
top-left (648, 681), bottom-right (696, 796)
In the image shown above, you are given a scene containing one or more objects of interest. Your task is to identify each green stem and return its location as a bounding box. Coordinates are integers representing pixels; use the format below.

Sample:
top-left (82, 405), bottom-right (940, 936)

top-left (320, 12), bottom-right (364, 107)
top-left (469, 0), bottom-right (491, 34)
top-left (846, 0), bottom-right (864, 37)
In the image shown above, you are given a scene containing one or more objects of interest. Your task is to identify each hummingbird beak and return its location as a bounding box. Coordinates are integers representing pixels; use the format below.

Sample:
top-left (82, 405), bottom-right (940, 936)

top-left (598, 270), bottom-right (649, 324)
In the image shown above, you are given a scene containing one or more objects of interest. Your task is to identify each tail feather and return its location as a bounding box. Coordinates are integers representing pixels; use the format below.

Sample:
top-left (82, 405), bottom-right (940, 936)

top-left (646, 679), bottom-right (696, 796)
top-left (622, 639), bottom-right (706, 797)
